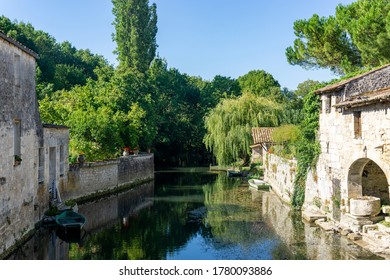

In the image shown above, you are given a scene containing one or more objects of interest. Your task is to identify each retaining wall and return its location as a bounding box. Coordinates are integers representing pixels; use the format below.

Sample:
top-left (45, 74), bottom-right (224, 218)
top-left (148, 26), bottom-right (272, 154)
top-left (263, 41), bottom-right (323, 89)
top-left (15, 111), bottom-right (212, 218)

top-left (61, 154), bottom-right (154, 202)
top-left (263, 153), bottom-right (297, 204)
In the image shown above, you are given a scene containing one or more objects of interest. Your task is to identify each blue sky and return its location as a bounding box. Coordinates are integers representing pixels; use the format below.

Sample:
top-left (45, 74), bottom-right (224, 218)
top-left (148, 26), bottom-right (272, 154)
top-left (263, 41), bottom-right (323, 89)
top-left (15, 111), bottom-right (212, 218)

top-left (1, 0), bottom-right (355, 90)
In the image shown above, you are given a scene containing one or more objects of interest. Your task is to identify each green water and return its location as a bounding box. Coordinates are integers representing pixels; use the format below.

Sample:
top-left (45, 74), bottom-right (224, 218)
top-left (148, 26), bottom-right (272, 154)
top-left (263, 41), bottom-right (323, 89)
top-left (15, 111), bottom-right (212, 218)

top-left (6, 168), bottom-right (382, 260)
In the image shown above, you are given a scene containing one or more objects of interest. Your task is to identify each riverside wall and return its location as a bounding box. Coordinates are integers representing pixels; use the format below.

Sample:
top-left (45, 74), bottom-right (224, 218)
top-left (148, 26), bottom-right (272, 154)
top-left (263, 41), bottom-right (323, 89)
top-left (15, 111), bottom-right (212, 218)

top-left (263, 153), bottom-right (297, 204)
top-left (61, 154), bottom-right (154, 202)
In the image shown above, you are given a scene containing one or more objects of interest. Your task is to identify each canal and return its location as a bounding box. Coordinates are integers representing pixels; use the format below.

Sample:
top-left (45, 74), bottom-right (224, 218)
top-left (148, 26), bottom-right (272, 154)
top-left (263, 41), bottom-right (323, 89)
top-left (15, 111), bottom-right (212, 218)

top-left (6, 168), bottom-right (382, 260)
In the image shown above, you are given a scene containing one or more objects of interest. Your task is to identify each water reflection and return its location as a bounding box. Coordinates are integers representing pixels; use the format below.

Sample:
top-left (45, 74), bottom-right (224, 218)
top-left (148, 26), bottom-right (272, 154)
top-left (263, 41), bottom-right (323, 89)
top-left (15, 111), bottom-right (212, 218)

top-left (5, 168), bottom-right (382, 260)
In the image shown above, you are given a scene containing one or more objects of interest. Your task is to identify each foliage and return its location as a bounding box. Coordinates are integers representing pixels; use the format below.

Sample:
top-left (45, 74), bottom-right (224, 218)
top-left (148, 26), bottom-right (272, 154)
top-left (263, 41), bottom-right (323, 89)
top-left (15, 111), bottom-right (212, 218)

top-left (0, 16), bottom-right (110, 97)
top-left (237, 70), bottom-right (282, 100)
top-left (204, 93), bottom-right (281, 166)
top-left (291, 90), bottom-right (321, 209)
top-left (112, 0), bottom-right (158, 73)
top-left (286, 0), bottom-right (390, 75)
top-left (39, 68), bottom-right (146, 161)
top-left (271, 124), bottom-right (300, 158)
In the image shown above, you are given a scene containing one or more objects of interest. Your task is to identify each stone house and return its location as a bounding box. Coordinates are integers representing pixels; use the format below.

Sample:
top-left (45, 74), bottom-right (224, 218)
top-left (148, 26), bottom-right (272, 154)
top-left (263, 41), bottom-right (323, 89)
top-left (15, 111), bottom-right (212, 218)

top-left (250, 127), bottom-right (275, 163)
top-left (304, 64), bottom-right (390, 230)
top-left (0, 31), bottom-right (69, 256)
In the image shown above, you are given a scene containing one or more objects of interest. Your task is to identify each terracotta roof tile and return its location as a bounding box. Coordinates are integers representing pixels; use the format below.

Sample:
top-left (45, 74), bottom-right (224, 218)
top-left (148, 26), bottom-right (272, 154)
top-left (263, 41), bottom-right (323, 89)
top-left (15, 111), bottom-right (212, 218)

top-left (251, 127), bottom-right (276, 144)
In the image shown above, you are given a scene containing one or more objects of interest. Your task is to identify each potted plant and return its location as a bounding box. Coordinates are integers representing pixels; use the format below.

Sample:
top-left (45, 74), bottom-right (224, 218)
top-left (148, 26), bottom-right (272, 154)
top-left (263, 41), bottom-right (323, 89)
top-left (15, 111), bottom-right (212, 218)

top-left (123, 147), bottom-right (130, 156)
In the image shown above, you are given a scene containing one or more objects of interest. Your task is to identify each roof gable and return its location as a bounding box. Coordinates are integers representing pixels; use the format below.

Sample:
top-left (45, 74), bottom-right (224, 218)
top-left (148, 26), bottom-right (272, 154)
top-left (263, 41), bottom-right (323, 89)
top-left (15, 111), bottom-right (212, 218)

top-left (0, 30), bottom-right (39, 59)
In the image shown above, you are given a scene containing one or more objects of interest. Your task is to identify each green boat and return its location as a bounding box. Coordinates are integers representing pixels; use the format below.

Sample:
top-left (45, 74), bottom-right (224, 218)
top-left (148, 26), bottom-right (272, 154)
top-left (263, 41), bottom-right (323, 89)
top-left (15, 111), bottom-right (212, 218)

top-left (55, 210), bottom-right (86, 229)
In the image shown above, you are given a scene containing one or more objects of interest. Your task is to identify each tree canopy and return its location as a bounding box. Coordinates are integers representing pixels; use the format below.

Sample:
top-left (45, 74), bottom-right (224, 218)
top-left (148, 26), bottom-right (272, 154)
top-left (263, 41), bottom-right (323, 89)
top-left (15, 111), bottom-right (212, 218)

top-left (203, 93), bottom-right (282, 166)
top-left (286, 0), bottom-right (390, 75)
top-left (0, 16), bottom-right (110, 98)
top-left (112, 0), bottom-right (158, 73)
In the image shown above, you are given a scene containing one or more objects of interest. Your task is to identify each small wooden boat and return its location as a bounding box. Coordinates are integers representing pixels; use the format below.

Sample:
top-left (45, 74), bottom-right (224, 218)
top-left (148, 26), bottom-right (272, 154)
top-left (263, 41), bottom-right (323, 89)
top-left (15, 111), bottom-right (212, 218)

top-left (248, 179), bottom-right (269, 190)
top-left (227, 169), bottom-right (242, 177)
top-left (55, 209), bottom-right (86, 230)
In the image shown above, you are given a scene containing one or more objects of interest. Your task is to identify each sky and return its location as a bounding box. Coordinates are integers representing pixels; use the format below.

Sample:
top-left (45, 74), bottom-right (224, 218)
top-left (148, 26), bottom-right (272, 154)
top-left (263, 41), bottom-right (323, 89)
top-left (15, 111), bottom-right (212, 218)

top-left (1, 0), bottom-right (356, 90)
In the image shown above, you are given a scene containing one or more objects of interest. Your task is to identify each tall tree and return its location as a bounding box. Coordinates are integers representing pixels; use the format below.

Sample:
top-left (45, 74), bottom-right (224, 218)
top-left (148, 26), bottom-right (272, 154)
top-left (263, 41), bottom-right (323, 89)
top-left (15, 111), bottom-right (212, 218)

top-left (203, 93), bottom-right (282, 166)
top-left (237, 70), bottom-right (282, 100)
top-left (286, 0), bottom-right (390, 75)
top-left (112, 0), bottom-right (158, 73)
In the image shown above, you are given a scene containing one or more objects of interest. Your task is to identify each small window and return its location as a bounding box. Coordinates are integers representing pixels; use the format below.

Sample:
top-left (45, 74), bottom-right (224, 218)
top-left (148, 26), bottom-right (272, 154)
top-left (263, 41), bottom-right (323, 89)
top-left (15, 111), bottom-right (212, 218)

top-left (14, 54), bottom-right (21, 87)
top-left (59, 145), bottom-right (65, 176)
top-left (325, 95), bottom-right (331, 114)
top-left (13, 120), bottom-right (22, 166)
top-left (38, 148), bottom-right (44, 183)
top-left (354, 111), bottom-right (362, 139)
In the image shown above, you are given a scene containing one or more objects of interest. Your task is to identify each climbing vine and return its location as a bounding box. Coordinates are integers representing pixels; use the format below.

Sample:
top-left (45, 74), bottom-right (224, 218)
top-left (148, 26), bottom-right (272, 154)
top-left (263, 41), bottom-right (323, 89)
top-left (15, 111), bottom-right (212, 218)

top-left (291, 90), bottom-right (321, 209)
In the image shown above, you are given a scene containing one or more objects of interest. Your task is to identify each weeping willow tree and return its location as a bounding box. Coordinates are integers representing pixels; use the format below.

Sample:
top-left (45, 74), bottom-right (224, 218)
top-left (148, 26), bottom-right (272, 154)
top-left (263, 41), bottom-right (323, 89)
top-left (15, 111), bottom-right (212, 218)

top-left (203, 93), bottom-right (282, 166)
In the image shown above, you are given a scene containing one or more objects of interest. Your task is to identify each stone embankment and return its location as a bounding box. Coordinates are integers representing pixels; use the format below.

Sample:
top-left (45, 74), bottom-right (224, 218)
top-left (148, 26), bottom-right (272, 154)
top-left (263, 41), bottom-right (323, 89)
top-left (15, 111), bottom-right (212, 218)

top-left (62, 154), bottom-right (154, 203)
top-left (303, 206), bottom-right (390, 259)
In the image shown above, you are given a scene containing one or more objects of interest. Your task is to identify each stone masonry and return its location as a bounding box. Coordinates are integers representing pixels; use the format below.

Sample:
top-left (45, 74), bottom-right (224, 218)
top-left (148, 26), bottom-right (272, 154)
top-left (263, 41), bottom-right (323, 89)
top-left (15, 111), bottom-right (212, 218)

top-left (304, 64), bottom-right (390, 230)
top-left (0, 31), bottom-right (42, 254)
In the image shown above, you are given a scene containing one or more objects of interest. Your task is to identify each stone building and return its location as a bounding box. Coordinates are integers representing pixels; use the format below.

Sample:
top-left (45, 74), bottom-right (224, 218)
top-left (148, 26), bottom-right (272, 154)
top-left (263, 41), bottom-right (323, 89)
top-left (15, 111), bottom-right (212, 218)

top-left (304, 64), bottom-right (390, 230)
top-left (0, 31), bottom-right (69, 256)
top-left (250, 127), bottom-right (275, 163)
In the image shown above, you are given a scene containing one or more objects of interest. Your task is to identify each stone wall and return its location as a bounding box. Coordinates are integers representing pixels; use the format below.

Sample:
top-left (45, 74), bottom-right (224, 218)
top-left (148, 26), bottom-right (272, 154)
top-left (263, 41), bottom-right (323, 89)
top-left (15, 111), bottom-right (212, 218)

top-left (304, 65), bottom-right (390, 225)
top-left (263, 153), bottom-right (297, 204)
top-left (0, 34), bottom-right (42, 256)
top-left (62, 154), bottom-right (154, 202)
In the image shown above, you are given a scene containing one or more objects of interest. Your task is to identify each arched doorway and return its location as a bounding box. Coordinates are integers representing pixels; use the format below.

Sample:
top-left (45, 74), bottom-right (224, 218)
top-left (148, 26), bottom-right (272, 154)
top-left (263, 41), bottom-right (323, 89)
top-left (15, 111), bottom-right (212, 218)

top-left (348, 158), bottom-right (390, 205)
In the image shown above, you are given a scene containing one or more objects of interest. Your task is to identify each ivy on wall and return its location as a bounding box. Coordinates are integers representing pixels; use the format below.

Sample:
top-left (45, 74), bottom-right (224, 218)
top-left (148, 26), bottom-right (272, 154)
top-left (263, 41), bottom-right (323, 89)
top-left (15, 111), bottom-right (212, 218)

top-left (291, 90), bottom-right (321, 209)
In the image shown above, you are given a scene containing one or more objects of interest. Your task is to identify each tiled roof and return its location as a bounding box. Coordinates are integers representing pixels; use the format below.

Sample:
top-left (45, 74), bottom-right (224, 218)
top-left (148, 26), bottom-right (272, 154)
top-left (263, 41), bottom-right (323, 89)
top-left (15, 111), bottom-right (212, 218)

top-left (314, 64), bottom-right (390, 94)
top-left (334, 86), bottom-right (390, 109)
top-left (251, 127), bottom-right (275, 144)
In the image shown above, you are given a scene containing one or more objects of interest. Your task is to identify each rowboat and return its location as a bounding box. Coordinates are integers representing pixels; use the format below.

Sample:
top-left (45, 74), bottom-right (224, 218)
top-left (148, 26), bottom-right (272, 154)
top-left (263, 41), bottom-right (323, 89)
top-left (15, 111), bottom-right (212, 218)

top-left (227, 169), bottom-right (243, 177)
top-left (55, 209), bottom-right (86, 230)
top-left (248, 179), bottom-right (269, 190)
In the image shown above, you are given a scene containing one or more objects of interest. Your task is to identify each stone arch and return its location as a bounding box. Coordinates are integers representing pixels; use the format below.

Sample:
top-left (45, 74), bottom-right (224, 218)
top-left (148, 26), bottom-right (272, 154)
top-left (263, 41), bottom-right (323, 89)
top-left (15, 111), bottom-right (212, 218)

top-left (347, 158), bottom-right (390, 205)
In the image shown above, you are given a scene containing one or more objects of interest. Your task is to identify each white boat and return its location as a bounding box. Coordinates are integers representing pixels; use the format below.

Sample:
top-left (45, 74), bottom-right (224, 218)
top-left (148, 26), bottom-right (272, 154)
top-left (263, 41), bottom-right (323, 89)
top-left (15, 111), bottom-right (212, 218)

top-left (248, 179), bottom-right (269, 190)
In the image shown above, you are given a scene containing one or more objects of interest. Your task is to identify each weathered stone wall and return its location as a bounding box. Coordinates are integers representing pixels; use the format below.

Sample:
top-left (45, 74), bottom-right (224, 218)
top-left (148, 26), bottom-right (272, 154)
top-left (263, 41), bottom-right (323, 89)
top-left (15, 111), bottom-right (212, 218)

top-left (0, 35), bottom-right (42, 256)
top-left (62, 155), bottom-right (154, 202)
top-left (305, 65), bottom-right (390, 223)
top-left (263, 153), bottom-right (297, 203)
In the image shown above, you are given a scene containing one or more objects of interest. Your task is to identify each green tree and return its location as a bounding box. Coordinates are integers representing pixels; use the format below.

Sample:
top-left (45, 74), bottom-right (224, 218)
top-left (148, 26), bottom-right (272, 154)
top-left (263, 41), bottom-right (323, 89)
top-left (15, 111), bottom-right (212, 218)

top-left (237, 70), bottom-right (282, 99)
top-left (204, 93), bottom-right (281, 166)
top-left (336, 0), bottom-right (390, 68)
top-left (39, 67), bottom-right (146, 161)
top-left (112, 0), bottom-right (158, 73)
top-left (0, 16), bottom-right (110, 97)
top-left (286, 0), bottom-right (390, 75)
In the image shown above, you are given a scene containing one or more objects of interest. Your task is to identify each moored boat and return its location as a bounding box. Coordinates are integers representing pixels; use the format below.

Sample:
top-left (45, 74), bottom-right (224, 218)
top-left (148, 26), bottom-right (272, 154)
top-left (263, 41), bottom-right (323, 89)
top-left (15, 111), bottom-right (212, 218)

top-left (55, 209), bottom-right (86, 230)
top-left (227, 169), bottom-right (243, 177)
top-left (248, 178), bottom-right (269, 190)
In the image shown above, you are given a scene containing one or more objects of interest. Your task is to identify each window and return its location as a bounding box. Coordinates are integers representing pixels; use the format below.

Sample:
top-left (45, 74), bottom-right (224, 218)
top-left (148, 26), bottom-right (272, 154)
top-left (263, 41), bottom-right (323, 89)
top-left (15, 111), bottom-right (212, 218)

top-left (325, 95), bottom-right (331, 114)
top-left (14, 120), bottom-right (22, 163)
top-left (38, 148), bottom-right (44, 183)
top-left (14, 54), bottom-right (21, 88)
top-left (354, 111), bottom-right (362, 139)
top-left (59, 145), bottom-right (65, 176)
